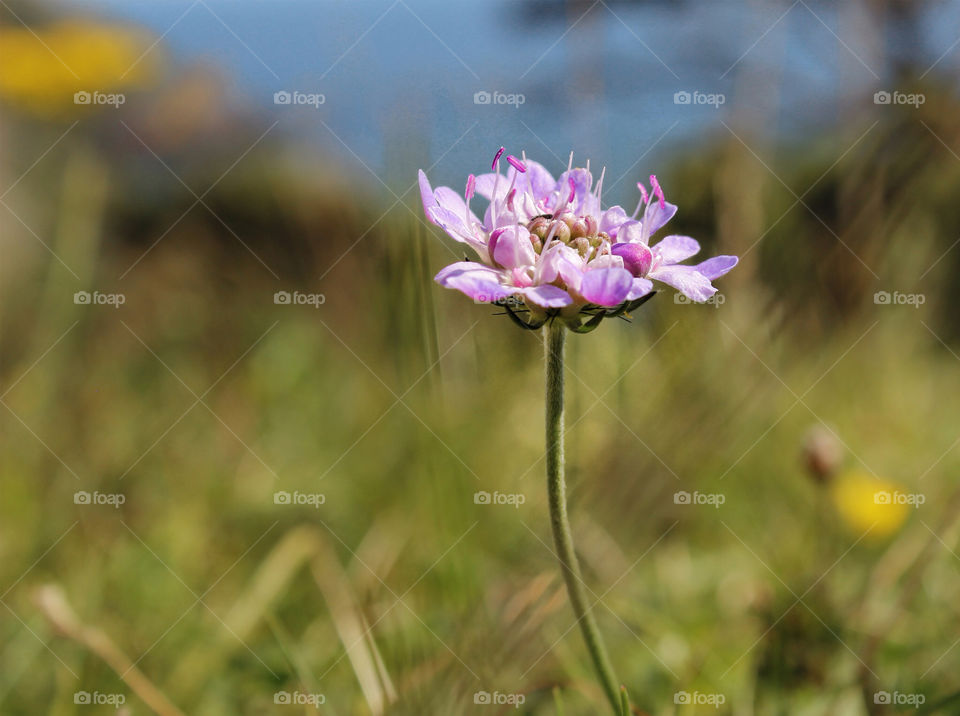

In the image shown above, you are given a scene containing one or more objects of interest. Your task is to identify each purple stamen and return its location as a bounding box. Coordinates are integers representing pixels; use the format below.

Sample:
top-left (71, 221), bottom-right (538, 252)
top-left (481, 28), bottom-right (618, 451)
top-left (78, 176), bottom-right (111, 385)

top-left (566, 177), bottom-right (576, 204)
top-left (491, 146), bottom-right (505, 171)
top-left (506, 155), bottom-right (526, 173)
top-left (637, 181), bottom-right (648, 205)
top-left (650, 174), bottom-right (665, 209)
top-left (630, 182), bottom-right (649, 219)
top-left (465, 173), bottom-right (475, 201)
top-left (506, 188), bottom-right (516, 212)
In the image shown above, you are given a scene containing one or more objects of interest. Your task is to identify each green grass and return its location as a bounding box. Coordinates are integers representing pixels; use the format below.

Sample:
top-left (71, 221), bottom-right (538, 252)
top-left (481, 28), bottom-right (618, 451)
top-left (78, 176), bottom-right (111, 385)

top-left (4, 117), bottom-right (960, 715)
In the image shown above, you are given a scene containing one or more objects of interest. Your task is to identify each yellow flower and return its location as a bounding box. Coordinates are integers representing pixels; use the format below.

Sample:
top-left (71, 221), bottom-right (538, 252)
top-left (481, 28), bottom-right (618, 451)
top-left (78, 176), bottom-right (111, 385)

top-left (0, 20), bottom-right (160, 116)
top-left (830, 470), bottom-right (910, 538)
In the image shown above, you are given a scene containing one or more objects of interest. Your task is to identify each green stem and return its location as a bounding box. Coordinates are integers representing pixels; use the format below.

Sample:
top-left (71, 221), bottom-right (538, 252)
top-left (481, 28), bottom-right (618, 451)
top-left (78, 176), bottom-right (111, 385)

top-left (544, 320), bottom-right (621, 713)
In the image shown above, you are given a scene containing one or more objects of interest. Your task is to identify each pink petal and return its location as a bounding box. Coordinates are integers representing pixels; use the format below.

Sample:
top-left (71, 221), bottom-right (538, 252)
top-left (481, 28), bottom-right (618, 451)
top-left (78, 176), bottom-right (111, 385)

top-left (641, 200), bottom-right (678, 242)
top-left (626, 278), bottom-right (654, 301)
top-left (649, 264), bottom-right (717, 302)
top-left (520, 285), bottom-right (573, 308)
top-left (491, 226), bottom-right (536, 269)
top-left (694, 255), bottom-right (738, 280)
top-left (651, 235), bottom-right (700, 264)
top-left (418, 170), bottom-right (436, 224)
top-left (580, 267), bottom-right (634, 306)
top-left (435, 263), bottom-right (512, 303)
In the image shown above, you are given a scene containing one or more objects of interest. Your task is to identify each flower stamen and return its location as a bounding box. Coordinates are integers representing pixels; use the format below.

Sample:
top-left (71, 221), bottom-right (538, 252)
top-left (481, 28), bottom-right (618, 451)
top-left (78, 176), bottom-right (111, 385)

top-left (631, 181), bottom-right (649, 219)
top-left (491, 146), bottom-right (504, 171)
top-left (650, 174), bottom-right (665, 210)
top-left (506, 155), bottom-right (526, 173)
top-left (491, 146), bottom-right (505, 225)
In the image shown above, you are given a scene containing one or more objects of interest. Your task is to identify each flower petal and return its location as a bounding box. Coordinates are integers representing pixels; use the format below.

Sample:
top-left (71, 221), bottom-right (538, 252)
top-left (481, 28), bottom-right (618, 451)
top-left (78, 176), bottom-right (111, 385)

top-left (641, 200), bottom-right (678, 242)
top-left (418, 170), bottom-right (436, 223)
top-left (427, 205), bottom-right (488, 260)
top-left (617, 220), bottom-right (645, 244)
top-left (474, 169), bottom-right (520, 202)
top-left (626, 277), bottom-right (654, 301)
top-left (599, 205), bottom-right (629, 237)
top-left (556, 168), bottom-right (594, 214)
top-left (580, 267), bottom-right (634, 306)
top-left (491, 226), bottom-right (535, 269)
top-left (541, 244), bottom-right (583, 288)
top-left (435, 263), bottom-right (513, 303)
top-left (649, 264), bottom-right (717, 302)
top-left (523, 160), bottom-right (556, 200)
top-left (433, 186), bottom-right (468, 218)
top-left (520, 284), bottom-right (573, 308)
top-left (586, 253), bottom-right (624, 270)
top-left (651, 235), bottom-right (700, 264)
top-left (694, 255), bottom-right (738, 280)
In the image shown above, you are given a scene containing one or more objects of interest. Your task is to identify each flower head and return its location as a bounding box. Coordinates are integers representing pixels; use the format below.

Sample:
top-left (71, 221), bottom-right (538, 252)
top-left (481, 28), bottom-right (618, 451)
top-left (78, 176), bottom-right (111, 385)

top-left (420, 148), bottom-right (737, 330)
top-left (830, 471), bottom-right (910, 539)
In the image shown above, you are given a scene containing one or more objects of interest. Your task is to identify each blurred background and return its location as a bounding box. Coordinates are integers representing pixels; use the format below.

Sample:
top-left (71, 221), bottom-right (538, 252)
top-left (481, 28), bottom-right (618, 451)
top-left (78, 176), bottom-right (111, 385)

top-left (2, 0), bottom-right (960, 713)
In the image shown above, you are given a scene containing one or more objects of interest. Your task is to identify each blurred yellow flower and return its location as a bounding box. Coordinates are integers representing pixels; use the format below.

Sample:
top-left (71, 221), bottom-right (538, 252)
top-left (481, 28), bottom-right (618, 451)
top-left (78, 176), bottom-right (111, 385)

top-left (0, 19), bottom-right (160, 116)
top-left (830, 470), bottom-right (910, 538)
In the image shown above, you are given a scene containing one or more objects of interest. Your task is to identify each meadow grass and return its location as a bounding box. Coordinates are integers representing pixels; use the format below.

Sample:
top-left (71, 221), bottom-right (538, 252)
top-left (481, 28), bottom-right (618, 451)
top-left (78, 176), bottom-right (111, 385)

top-left (3, 121), bottom-right (960, 714)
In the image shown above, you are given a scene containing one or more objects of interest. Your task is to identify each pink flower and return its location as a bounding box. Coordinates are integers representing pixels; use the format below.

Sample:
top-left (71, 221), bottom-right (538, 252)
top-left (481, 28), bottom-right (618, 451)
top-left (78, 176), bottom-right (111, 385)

top-left (419, 149), bottom-right (737, 329)
top-left (610, 175), bottom-right (737, 303)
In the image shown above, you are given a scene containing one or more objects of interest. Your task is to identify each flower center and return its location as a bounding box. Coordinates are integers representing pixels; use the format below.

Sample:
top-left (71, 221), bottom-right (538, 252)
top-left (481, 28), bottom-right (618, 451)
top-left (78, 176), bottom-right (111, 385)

top-left (527, 213), bottom-right (611, 260)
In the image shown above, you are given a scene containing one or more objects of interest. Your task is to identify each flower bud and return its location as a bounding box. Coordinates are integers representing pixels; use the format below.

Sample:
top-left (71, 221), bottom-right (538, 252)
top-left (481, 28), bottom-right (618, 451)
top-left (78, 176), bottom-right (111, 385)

top-left (550, 220), bottom-right (571, 244)
top-left (574, 236), bottom-right (591, 258)
top-left (528, 216), bottom-right (552, 240)
top-left (802, 426), bottom-right (843, 483)
top-left (611, 242), bottom-right (653, 276)
top-left (584, 215), bottom-right (598, 237)
top-left (570, 217), bottom-right (590, 239)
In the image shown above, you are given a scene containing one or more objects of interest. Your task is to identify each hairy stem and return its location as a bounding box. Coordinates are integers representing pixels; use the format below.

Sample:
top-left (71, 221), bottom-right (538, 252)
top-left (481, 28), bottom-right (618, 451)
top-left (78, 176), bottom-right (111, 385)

top-left (544, 320), bottom-right (620, 712)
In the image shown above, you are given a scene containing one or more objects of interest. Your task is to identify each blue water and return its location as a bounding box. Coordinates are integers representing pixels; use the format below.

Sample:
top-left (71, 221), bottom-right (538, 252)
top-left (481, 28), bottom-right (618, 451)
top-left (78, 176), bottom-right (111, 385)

top-left (62, 0), bottom-right (960, 202)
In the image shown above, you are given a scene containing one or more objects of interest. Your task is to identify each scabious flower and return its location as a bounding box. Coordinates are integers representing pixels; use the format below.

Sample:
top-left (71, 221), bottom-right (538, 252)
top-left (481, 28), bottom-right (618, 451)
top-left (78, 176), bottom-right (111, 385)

top-left (419, 147), bottom-right (738, 330)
